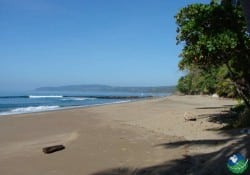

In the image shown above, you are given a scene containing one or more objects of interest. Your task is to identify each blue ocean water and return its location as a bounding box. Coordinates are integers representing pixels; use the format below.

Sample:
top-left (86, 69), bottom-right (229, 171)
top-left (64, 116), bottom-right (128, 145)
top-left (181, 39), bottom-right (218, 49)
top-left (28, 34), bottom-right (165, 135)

top-left (0, 90), bottom-right (171, 116)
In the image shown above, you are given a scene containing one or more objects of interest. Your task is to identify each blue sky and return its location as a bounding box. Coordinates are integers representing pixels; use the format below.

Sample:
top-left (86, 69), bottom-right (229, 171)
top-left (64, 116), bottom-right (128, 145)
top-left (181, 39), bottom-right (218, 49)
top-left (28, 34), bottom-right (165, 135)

top-left (0, 0), bottom-right (210, 91)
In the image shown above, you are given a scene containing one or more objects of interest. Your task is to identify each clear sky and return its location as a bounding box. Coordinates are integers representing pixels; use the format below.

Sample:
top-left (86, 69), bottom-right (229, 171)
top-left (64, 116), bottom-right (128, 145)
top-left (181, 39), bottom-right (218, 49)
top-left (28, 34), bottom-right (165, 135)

top-left (0, 0), bottom-right (210, 91)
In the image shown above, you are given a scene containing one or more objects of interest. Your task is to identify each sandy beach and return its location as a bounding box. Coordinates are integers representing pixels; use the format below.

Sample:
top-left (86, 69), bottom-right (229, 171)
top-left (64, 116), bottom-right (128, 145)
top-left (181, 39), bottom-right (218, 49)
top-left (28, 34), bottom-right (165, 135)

top-left (1, 95), bottom-right (248, 175)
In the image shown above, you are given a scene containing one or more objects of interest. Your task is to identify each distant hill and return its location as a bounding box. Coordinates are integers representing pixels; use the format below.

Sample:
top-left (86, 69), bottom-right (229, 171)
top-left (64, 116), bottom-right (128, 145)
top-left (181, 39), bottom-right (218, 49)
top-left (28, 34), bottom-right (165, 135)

top-left (35, 84), bottom-right (176, 93)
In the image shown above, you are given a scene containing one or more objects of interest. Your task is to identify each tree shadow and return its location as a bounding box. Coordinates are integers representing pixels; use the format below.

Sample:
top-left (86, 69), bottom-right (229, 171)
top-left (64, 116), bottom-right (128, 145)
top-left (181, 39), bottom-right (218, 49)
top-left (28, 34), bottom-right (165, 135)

top-left (196, 107), bottom-right (230, 109)
top-left (193, 103), bottom-right (239, 128)
top-left (91, 155), bottom-right (196, 175)
top-left (157, 138), bottom-right (232, 148)
top-left (196, 105), bottom-right (234, 110)
top-left (196, 112), bottom-right (237, 126)
top-left (92, 135), bottom-right (250, 175)
top-left (157, 135), bottom-right (250, 175)
top-left (91, 105), bottom-right (249, 175)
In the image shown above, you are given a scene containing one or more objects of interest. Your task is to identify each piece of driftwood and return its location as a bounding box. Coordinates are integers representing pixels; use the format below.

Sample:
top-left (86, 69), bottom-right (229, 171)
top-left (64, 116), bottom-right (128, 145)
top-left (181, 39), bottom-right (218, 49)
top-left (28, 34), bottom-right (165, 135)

top-left (186, 118), bottom-right (197, 121)
top-left (43, 145), bottom-right (65, 154)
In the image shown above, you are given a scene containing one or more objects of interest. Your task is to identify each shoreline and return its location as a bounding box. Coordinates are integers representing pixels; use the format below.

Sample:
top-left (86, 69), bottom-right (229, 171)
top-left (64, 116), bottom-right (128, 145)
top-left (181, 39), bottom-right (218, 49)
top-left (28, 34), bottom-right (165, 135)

top-left (0, 95), bottom-right (242, 175)
top-left (0, 96), bottom-right (161, 116)
top-left (0, 99), bottom-right (134, 117)
top-left (0, 94), bottom-right (235, 117)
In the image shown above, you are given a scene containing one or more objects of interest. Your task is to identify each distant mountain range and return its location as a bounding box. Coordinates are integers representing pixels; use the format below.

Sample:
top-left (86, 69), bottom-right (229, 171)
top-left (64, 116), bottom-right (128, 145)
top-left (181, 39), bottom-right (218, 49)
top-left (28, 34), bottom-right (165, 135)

top-left (35, 84), bottom-right (176, 93)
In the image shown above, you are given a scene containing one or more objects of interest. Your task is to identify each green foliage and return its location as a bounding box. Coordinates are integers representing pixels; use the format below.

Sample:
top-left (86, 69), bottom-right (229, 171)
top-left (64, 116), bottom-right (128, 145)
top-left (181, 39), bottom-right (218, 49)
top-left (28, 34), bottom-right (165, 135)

top-left (176, 1), bottom-right (248, 70)
top-left (177, 75), bottom-right (192, 94)
top-left (216, 78), bottom-right (236, 97)
top-left (214, 65), bottom-right (236, 97)
top-left (228, 102), bottom-right (250, 128)
top-left (232, 109), bottom-right (250, 128)
top-left (177, 65), bottom-right (237, 97)
top-left (231, 102), bottom-right (246, 113)
top-left (175, 0), bottom-right (250, 106)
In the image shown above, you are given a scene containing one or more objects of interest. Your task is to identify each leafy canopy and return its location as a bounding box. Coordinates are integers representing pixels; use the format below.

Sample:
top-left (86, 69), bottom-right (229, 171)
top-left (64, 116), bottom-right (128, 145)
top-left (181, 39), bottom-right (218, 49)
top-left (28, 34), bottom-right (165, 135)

top-left (175, 0), bottom-right (249, 70)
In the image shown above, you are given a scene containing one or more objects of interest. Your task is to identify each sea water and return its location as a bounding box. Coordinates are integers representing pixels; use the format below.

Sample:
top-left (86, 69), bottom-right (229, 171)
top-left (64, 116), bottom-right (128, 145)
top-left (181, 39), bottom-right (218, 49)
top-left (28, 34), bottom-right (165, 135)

top-left (0, 90), bottom-right (171, 116)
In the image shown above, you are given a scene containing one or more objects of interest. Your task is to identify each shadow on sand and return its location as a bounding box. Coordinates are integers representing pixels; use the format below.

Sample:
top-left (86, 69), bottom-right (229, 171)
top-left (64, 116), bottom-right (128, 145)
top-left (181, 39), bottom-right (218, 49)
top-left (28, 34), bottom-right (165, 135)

top-left (91, 106), bottom-right (250, 175)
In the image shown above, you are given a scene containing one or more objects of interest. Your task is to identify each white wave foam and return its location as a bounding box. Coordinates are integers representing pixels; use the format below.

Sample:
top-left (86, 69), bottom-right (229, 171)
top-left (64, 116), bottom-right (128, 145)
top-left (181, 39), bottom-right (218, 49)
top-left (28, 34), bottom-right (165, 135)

top-left (109, 100), bottom-right (131, 104)
top-left (0, 106), bottom-right (60, 115)
top-left (29, 95), bottom-right (63, 98)
top-left (61, 97), bottom-right (95, 101)
top-left (87, 100), bottom-right (132, 107)
top-left (73, 97), bottom-right (96, 101)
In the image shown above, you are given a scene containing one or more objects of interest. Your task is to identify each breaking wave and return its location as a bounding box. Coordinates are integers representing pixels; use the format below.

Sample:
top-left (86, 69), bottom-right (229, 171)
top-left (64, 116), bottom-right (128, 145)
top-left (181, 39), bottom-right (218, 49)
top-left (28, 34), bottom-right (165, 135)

top-left (29, 95), bottom-right (63, 98)
top-left (0, 106), bottom-right (60, 115)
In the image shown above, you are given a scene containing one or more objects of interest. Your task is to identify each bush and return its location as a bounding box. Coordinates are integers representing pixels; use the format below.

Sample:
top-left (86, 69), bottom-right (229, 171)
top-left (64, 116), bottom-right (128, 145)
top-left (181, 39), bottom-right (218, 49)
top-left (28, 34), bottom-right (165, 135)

top-left (177, 65), bottom-right (237, 97)
top-left (233, 109), bottom-right (250, 128)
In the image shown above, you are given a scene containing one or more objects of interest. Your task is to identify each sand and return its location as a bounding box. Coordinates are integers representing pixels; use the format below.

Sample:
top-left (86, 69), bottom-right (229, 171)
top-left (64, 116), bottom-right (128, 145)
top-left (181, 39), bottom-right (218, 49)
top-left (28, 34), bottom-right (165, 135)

top-left (0, 95), bottom-right (247, 175)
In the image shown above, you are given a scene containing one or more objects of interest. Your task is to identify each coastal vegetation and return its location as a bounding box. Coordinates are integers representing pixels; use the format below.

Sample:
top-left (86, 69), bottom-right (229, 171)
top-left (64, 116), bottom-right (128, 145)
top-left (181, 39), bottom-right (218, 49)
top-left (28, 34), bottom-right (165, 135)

top-left (175, 0), bottom-right (250, 126)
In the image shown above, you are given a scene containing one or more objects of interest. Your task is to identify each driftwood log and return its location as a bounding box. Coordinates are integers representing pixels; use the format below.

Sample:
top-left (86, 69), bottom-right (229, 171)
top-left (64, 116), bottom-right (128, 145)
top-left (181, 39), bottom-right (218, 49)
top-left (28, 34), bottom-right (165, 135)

top-left (43, 145), bottom-right (65, 154)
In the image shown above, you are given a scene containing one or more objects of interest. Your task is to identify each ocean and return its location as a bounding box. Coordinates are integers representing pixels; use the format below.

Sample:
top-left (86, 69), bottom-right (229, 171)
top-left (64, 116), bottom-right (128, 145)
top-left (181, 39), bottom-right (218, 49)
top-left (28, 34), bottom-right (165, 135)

top-left (0, 89), bottom-right (173, 116)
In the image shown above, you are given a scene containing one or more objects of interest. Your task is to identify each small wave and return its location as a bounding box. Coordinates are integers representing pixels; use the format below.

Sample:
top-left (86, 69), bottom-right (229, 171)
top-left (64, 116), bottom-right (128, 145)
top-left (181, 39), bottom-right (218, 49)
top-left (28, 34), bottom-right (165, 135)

top-left (61, 97), bottom-right (96, 101)
top-left (91, 100), bottom-right (132, 106)
top-left (29, 95), bottom-right (63, 98)
top-left (0, 106), bottom-right (60, 115)
top-left (109, 100), bottom-right (131, 104)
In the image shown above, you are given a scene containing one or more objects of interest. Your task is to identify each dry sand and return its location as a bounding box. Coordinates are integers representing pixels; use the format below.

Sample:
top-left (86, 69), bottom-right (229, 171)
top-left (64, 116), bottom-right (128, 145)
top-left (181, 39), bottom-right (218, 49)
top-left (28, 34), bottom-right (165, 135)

top-left (0, 95), bottom-right (247, 175)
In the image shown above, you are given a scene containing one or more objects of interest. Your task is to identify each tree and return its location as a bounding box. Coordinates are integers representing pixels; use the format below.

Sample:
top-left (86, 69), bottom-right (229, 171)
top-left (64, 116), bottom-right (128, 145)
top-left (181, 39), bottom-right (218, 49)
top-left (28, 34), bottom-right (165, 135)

top-left (175, 0), bottom-right (250, 107)
top-left (177, 65), bottom-right (237, 97)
